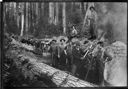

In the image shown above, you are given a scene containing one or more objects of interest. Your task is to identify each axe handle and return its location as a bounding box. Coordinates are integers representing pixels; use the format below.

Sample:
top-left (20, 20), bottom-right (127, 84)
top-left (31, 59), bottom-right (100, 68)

top-left (83, 50), bottom-right (89, 58)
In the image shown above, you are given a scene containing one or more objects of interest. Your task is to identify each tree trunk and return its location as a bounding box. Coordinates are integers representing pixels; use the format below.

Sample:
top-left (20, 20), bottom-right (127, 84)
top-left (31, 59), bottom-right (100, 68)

top-left (81, 2), bottom-right (85, 18)
top-left (62, 3), bottom-right (66, 35)
top-left (55, 2), bottom-right (59, 25)
top-left (25, 3), bottom-right (28, 34)
top-left (84, 2), bottom-right (88, 11)
top-left (20, 13), bottom-right (24, 36)
top-left (13, 2), bottom-right (16, 21)
top-left (82, 3), bottom-right (90, 32)
top-left (33, 3), bottom-right (36, 34)
top-left (3, 3), bottom-right (7, 32)
top-left (71, 2), bottom-right (74, 12)
top-left (20, 3), bottom-right (24, 36)
top-left (35, 3), bottom-right (39, 23)
top-left (49, 2), bottom-right (54, 24)
top-left (16, 3), bottom-right (20, 29)
top-left (41, 3), bottom-right (44, 16)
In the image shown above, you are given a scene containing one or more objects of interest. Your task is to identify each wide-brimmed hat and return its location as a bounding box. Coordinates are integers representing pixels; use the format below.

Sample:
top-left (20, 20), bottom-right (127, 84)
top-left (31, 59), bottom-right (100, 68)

top-left (89, 6), bottom-right (95, 11)
top-left (74, 41), bottom-right (81, 46)
top-left (60, 38), bottom-right (66, 42)
top-left (52, 39), bottom-right (57, 42)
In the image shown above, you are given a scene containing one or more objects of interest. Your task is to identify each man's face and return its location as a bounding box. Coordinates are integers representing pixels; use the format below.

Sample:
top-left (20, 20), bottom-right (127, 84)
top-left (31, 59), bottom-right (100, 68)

top-left (62, 39), bottom-right (66, 43)
top-left (90, 8), bottom-right (94, 12)
top-left (97, 29), bottom-right (103, 36)
top-left (76, 45), bottom-right (80, 51)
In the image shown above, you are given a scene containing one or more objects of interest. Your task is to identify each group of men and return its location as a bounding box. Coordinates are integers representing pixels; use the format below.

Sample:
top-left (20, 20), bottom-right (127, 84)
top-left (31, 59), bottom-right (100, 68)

top-left (16, 6), bottom-right (113, 85)
top-left (17, 28), bottom-right (112, 85)
top-left (19, 32), bottom-right (111, 85)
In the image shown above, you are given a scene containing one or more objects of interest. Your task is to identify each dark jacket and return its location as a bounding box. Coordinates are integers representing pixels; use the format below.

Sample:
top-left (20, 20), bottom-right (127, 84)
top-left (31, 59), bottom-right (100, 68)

top-left (72, 47), bottom-right (83, 65)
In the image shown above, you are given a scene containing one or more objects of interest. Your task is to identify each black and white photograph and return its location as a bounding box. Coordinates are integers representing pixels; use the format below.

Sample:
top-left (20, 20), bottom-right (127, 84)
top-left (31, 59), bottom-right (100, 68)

top-left (1, 1), bottom-right (127, 88)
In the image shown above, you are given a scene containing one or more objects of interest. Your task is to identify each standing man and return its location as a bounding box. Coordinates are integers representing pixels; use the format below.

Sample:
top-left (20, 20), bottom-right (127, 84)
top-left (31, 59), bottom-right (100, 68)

top-left (87, 6), bottom-right (97, 40)
top-left (68, 25), bottom-right (78, 42)
top-left (71, 41), bottom-right (83, 76)
top-left (71, 26), bottom-right (78, 38)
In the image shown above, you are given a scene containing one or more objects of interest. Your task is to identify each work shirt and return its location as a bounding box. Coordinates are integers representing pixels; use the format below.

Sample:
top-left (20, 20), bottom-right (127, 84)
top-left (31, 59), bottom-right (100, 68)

top-left (87, 10), bottom-right (97, 24)
top-left (72, 46), bottom-right (83, 65)
top-left (71, 27), bottom-right (78, 37)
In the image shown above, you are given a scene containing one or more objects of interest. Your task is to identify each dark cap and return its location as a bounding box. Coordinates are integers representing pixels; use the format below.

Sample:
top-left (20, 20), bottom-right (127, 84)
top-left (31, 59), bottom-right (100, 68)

top-left (74, 41), bottom-right (80, 46)
top-left (52, 39), bottom-right (57, 42)
top-left (89, 6), bottom-right (95, 11)
top-left (60, 38), bottom-right (66, 42)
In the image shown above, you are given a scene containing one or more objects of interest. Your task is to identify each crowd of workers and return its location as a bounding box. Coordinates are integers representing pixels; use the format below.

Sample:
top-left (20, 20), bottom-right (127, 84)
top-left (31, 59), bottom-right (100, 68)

top-left (17, 25), bottom-right (112, 85)
top-left (5, 6), bottom-right (113, 85)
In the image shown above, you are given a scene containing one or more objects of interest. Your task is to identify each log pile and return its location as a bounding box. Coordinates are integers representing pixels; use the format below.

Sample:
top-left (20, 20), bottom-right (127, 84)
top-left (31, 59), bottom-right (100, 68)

top-left (5, 38), bottom-right (97, 87)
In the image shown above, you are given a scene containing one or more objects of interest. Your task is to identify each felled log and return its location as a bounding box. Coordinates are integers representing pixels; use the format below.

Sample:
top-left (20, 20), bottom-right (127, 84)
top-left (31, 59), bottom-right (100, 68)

top-left (6, 39), bottom-right (97, 87)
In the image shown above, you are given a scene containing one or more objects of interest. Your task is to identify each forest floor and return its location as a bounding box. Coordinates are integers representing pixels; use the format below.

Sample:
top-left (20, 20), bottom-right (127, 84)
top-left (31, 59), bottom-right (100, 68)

top-left (3, 43), bottom-right (56, 87)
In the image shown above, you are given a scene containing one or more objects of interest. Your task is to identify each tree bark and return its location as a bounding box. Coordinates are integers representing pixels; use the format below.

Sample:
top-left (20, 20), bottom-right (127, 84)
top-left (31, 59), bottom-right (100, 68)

top-left (62, 3), bottom-right (66, 35)
top-left (20, 14), bottom-right (24, 36)
top-left (25, 3), bottom-right (28, 34)
top-left (35, 3), bottom-right (39, 23)
top-left (3, 3), bottom-right (7, 32)
top-left (82, 3), bottom-right (90, 32)
top-left (49, 2), bottom-right (54, 24)
top-left (16, 3), bottom-right (20, 29)
top-left (81, 2), bottom-right (85, 18)
top-left (55, 2), bottom-right (59, 25)
top-left (13, 2), bottom-right (16, 21)
top-left (20, 3), bottom-right (24, 36)
top-left (71, 2), bottom-right (74, 12)
top-left (41, 3), bottom-right (44, 16)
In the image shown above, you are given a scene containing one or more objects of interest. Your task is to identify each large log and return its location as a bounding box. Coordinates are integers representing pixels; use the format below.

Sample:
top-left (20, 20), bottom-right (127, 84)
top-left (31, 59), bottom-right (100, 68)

top-left (6, 39), bottom-right (97, 87)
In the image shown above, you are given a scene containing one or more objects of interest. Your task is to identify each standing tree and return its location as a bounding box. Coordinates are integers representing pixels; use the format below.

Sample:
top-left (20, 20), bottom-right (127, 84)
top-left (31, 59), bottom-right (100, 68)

top-left (41, 3), bottom-right (44, 16)
top-left (25, 3), bottom-right (28, 35)
top-left (55, 2), bottom-right (59, 25)
top-left (62, 3), bottom-right (66, 35)
top-left (49, 2), bottom-right (54, 24)
top-left (81, 2), bottom-right (86, 18)
top-left (16, 3), bottom-right (20, 30)
top-left (20, 3), bottom-right (24, 36)
top-left (3, 3), bottom-right (7, 32)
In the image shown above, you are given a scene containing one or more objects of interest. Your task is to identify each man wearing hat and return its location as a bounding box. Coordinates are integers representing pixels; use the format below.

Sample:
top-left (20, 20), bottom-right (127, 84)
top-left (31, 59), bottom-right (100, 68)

top-left (67, 25), bottom-right (78, 42)
top-left (71, 41), bottom-right (83, 76)
top-left (60, 38), bottom-right (66, 44)
top-left (58, 38), bottom-right (69, 70)
top-left (71, 26), bottom-right (78, 39)
top-left (87, 6), bottom-right (97, 40)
